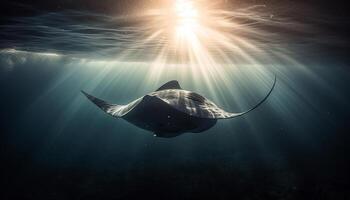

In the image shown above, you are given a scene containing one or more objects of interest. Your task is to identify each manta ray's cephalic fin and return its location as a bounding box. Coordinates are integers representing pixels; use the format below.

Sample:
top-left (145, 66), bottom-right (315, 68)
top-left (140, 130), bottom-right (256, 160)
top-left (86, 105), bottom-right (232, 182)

top-left (156, 80), bottom-right (181, 91)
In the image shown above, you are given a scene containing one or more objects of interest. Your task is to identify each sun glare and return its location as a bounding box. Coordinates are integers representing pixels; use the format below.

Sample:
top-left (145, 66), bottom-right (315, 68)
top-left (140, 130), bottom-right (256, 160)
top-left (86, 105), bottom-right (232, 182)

top-left (174, 0), bottom-right (199, 37)
top-left (114, 0), bottom-right (281, 93)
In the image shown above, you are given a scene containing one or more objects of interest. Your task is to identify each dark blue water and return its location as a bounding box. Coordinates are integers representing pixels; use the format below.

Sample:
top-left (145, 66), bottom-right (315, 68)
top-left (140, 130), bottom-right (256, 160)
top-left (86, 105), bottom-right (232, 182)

top-left (1, 1), bottom-right (350, 199)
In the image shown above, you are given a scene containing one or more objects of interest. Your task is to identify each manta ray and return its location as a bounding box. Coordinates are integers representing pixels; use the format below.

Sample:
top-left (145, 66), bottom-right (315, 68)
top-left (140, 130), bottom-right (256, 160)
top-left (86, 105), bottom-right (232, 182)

top-left (82, 77), bottom-right (276, 138)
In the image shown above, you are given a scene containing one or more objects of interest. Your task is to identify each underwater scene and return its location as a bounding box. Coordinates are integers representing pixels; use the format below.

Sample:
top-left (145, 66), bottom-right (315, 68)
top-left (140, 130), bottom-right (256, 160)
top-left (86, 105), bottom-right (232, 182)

top-left (1, 0), bottom-right (350, 199)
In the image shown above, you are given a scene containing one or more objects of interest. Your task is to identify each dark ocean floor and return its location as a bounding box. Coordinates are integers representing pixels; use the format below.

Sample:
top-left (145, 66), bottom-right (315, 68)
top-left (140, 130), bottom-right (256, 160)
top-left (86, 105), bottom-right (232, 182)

top-left (2, 158), bottom-right (349, 200)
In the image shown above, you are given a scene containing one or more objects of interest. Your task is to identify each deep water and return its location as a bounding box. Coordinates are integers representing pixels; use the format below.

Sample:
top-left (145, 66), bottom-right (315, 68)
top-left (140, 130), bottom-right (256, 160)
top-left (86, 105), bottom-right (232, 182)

top-left (1, 52), bottom-right (349, 200)
top-left (1, 2), bottom-right (350, 200)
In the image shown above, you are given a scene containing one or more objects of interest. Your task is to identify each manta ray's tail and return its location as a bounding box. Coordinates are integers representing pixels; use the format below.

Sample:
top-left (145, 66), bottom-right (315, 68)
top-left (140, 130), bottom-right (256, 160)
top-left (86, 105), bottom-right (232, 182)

top-left (229, 75), bottom-right (276, 118)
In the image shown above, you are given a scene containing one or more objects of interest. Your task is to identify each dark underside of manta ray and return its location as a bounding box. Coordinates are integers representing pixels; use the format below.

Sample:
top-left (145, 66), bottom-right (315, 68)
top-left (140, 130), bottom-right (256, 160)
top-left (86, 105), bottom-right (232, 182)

top-left (82, 77), bottom-right (276, 138)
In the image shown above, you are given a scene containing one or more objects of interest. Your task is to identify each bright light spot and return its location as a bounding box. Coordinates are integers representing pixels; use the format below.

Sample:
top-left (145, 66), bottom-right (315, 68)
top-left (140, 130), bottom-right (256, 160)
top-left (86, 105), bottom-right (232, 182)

top-left (37, 52), bottom-right (60, 57)
top-left (1, 48), bottom-right (61, 57)
top-left (174, 0), bottom-right (199, 38)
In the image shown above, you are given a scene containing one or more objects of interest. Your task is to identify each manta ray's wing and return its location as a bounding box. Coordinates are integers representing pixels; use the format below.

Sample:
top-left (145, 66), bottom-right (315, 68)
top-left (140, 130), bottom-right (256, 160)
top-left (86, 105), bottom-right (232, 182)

top-left (152, 76), bottom-right (276, 119)
top-left (81, 91), bottom-right (142, 117)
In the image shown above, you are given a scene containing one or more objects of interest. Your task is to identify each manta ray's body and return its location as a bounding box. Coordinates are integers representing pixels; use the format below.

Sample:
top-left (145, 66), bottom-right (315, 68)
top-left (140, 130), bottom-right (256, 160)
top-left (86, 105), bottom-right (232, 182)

top-left (83, 78), bottom-right (276, 138)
